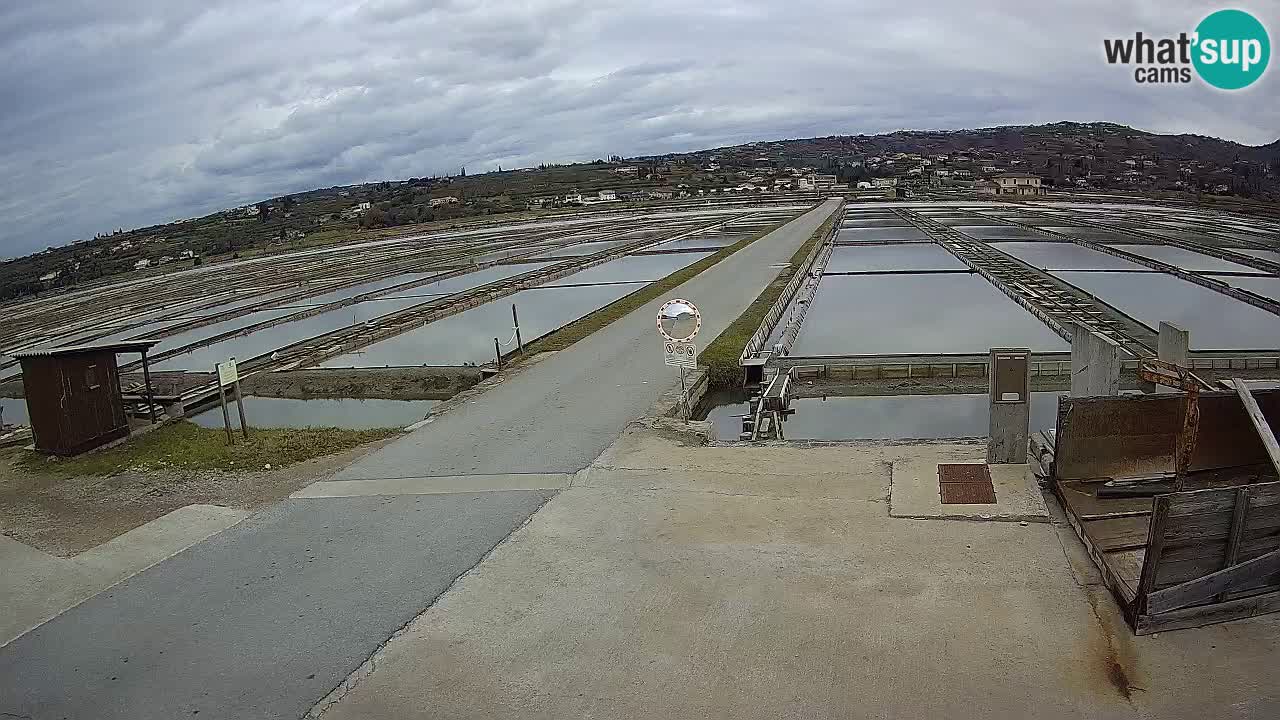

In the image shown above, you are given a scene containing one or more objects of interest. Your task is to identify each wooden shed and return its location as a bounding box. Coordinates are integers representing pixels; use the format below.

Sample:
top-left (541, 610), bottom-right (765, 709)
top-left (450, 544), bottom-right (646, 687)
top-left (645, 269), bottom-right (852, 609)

top-left (13, 340), bottom-right (160, 456)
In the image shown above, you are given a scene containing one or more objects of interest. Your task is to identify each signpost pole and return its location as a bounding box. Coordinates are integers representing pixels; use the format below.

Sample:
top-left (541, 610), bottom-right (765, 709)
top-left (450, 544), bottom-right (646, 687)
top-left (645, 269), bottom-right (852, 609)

top-left (233, 378), bottom-right (249, 441)
top-left (679, 366), bottom-right (689, 420)
top-left (513, 304), bottom-right (523, 355)
top-left (216, 365), bottom-right (233, 446)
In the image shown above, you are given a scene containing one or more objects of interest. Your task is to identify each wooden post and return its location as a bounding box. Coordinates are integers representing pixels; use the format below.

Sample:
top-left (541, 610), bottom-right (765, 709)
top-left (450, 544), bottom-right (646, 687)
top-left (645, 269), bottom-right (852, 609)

top-left (1232, 378), bottom-right (1280, 477)
top-left (218, 382), bottom-right (234, 446)
top-left (494, 338), bottom-right (502, 369)
top-left (233, 379), bottom-right (249, 441)
top-left (512, 304), bottom-right (523, 355)
top-left (140, 349), bottom-right (158, 424)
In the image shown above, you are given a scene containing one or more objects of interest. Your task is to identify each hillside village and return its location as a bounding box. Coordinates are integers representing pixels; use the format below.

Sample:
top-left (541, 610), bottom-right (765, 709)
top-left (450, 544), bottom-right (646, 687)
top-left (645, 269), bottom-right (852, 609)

top-left (3, 122), bottom-right (1277, 305)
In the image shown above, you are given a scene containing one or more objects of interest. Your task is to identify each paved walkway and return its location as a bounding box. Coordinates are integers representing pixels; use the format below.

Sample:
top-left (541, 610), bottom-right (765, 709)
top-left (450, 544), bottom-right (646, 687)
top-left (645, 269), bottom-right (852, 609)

top-left (326, 199), bottom-right (841, 481)
top-left (318, 427), bottom-right (1280, 720)
top-left (0, 200), bottom-right (840, 720)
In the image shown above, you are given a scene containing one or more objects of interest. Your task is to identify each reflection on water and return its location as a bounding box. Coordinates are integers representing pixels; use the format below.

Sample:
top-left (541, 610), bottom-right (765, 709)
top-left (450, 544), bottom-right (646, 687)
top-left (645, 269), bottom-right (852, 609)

top-left (792, 274), bottom-right (1068, 355)
top-left (836, 227), bottom-right (927, 242)
top-left (1110, 244), bottom-right (1259, 273)
top-left (323, 252), bottom-right (711, 367)
top-left (703, 392), bottom-right (1062, 441)
top-left (1055, 271), bottom-right (1280, 350)
top-left (988, 242), bottom-right (1145, 271)
top-left (0, 397), bottom-right (29, 426)
top-left (322, 282), bottom-right (642, 367)
top-left (825, 244), bottom-right (965, 273)
top-left (189, 396), bottom-right (436, 430)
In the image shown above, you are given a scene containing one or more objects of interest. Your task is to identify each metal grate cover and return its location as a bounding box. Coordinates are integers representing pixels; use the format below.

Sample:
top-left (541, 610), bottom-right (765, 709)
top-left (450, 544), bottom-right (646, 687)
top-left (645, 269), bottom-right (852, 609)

top-left (938, 463), bottom-right (997, 504)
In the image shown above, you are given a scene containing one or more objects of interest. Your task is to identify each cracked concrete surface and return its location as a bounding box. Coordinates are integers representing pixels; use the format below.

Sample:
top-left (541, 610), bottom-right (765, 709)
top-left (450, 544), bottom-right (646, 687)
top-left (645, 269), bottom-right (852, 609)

top-left (313, 426), bottom-right (1280, 719)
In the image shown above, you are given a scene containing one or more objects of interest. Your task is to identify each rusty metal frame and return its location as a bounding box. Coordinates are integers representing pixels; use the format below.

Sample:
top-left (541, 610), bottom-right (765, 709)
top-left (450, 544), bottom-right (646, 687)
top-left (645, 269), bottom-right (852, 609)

top-left (1138, 358), bottom-right (1214, 490)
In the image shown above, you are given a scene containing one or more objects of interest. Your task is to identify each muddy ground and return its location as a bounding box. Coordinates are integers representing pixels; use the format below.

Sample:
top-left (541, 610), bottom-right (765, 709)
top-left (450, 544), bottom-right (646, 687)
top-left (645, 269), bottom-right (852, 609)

top-left (3, 367), bottom-right (483, 401)
top-left (245, 367), bottom-right (482, 400)
top-left (0, 437), bottom-right (396, 557)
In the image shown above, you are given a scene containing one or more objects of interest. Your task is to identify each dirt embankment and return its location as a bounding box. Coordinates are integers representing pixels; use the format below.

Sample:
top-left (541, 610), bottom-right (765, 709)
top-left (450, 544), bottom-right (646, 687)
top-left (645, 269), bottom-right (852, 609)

top-left (244, 367), bottom-right (482, 400)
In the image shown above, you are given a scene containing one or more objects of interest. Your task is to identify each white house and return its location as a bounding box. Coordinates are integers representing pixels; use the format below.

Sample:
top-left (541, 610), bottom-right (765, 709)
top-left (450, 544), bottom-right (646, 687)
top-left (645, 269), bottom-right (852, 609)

top-left (596, 189), bottom-right (618, 202)
top-left (428, 196), bottom-right (459, 207)
top-left (134, 259), bottom-right (151, 270)
top-left (856, 181), bottom-right (873, 189)
top-left (993, 173), bottom-right (1046, 195)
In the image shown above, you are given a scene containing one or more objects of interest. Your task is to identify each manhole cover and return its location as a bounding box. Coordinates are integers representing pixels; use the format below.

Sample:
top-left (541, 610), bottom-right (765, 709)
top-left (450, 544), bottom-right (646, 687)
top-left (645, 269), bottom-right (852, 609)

top-left (938, 463), bottom-right (996, 505)
top-left (938, 463), bottom-right (991, 485)
top-left (940, 482), bottom-right (998, 504)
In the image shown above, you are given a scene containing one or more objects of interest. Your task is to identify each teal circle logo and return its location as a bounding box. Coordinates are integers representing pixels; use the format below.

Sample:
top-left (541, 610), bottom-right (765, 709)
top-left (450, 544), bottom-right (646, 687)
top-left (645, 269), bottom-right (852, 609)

top-left (1193, 9), bottom-right (1270, 89)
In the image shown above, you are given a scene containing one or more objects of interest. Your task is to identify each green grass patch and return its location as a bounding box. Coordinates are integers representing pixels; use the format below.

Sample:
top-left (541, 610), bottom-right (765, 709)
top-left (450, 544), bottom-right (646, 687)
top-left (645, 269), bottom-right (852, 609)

top-left (517, 215), bottom-right (796, 355)
top-left (18, 421), bottom-right (400, 476)
top-left (699, 210), bottom-right (839, 388)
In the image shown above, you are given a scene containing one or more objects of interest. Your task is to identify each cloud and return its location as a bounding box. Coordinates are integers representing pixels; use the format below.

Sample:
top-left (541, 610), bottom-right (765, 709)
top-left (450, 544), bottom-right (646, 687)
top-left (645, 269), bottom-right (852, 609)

top-left (0, 0), bottom-right (1275, 257)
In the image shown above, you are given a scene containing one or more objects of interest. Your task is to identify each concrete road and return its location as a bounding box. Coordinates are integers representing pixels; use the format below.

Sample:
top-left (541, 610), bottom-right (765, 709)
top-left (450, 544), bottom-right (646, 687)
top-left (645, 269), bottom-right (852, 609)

top-left (0, 492), bottom-right (554, 720)
top-left (332, 198), bottom-right (841, 481)
top-left (319, 427), bottom-right (1280, 720)
top-left (0, 200), bottom-right (839, 720)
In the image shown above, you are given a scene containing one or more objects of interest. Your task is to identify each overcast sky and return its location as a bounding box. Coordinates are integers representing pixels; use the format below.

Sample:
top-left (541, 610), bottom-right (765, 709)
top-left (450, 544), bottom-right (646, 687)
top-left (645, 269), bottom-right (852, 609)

top-left (1, 0), bottom-right (1275, 257)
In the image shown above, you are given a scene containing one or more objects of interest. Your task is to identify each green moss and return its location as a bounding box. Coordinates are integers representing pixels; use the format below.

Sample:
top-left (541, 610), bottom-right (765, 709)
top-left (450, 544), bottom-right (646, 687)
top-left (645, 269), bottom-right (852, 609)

top-left (699, 211), bottom-right (838, 388)
top-left (18, 421), bottom-right (400, 476)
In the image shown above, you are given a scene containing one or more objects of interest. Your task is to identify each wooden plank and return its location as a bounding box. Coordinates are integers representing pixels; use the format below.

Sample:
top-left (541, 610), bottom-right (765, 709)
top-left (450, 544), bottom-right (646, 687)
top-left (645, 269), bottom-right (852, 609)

top-left (1137, 587), bottom-right (1280, 635)
top-left (1165, 480), bottom-right (1280, 518)
top-left (1233, 379), bottom-right (1280, 478)
top-left (1147, 547), bottom-right (1280, 614)
top-left (1218, 487), bottom-right (1252, 602)
top-left (1104, 549), bottom-right (1144, 601)
top-left (1083, 516), bottom-right (1153, 552)
top-left (1056, 479), bottom-right (1153, 516)
top-left (1162, 503), bottom-right (1280, 545)
top-left (1051, 479), bottom-right (1140, 614)
top-left (1136, 496), bottom-right (1171, 608)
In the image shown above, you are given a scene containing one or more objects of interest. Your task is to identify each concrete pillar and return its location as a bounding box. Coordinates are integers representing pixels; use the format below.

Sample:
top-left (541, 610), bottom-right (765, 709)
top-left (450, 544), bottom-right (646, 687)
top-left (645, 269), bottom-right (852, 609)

top-left (1070, 324), bottom-right (1121, 397)
top-left (1157, 321), bottom-right (1190, 366)
top-left (988, 348), bottom-right (1030, 464)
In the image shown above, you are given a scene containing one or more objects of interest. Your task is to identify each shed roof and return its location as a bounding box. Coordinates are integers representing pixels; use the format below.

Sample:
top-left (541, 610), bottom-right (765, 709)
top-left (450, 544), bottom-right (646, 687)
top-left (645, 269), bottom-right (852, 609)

top-left (12, 339), bottom-right (160, 359)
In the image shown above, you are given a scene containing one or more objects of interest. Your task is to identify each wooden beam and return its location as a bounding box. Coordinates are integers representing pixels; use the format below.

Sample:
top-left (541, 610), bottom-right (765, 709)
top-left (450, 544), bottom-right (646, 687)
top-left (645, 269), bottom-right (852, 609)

top-left (1136, 496), bottom-right (1171, 608)
top-left (1233, 378), bottom-right (1280, 478)
top-left (1137, 587), bottom-right (1280, 634)
top-left (1218, 487), bottom-right (1251, 602)
top-left (1146, 546), bottom-right (1280, 614)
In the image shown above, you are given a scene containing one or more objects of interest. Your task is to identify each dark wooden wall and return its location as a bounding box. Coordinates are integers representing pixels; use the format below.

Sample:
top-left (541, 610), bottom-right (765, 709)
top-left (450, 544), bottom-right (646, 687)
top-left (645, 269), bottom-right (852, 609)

top-left (20, 350), bottom-right (127, 456)
top-left (1054, 390), bottom-right (1280, 481)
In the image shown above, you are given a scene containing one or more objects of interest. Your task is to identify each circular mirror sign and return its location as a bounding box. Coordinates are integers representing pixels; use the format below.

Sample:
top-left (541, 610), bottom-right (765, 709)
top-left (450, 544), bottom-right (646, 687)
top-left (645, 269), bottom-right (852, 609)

top-left (657, 298), bottom-right (701, 342)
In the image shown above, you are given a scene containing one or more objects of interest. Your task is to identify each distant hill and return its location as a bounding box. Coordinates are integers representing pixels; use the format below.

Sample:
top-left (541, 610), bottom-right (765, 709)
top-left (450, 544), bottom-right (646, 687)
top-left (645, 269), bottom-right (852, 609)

top-left (639, 121), bottom-right (1280, 197)
top-left (657, 121), bottom-right (1280, 167)
top-left (4, 121), bottom-right (1277, 305)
